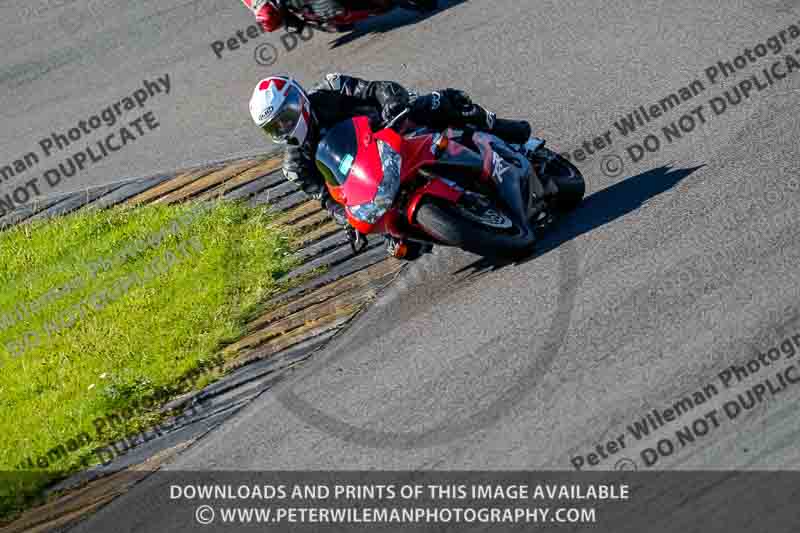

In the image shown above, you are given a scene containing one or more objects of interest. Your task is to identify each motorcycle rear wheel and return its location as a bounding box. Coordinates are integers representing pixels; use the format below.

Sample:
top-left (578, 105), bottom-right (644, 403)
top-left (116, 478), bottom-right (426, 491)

top-left (532, 147), bottom-right (585, 212)
top-left (400, 0), bottom-right (438, 12)
top-left (415, 199), bottom-right (536, 257)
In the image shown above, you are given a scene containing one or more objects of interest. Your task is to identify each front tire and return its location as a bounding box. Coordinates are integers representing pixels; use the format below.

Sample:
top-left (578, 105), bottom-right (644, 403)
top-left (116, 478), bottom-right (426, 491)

top-left (415, 199), bottom-right (535, 257)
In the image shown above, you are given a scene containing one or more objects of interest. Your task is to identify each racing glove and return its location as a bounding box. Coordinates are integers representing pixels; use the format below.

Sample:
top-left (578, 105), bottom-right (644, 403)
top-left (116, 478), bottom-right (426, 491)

top-left (283, 144), bottom-right (324, 198)
top-left (284, 147), bottom-right (352, 230)
top-left (380, 86), bottom-right (411, 125)
top-left (410, 89), bottom-right (496, 131)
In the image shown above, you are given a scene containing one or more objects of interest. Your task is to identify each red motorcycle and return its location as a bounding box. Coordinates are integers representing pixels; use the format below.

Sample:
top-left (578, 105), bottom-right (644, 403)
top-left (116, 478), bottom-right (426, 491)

top-left (274, 0), bottom-right (438, 32)
top-left (315, 110), bottom-right (586, 258)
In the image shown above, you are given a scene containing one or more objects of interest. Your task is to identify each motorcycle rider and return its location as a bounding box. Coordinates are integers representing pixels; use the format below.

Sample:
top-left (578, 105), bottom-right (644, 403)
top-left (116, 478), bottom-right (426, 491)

top-left (249, 74), bottom-right (535, 259)
top-left (242, 0), bottom-right (392, 32)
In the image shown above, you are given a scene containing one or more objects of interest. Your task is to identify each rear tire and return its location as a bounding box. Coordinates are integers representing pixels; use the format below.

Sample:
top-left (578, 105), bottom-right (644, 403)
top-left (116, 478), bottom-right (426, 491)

top-left (415, 200), bottom-right (535, 257)
top-left (533, 147), bottom-right (585, 212)
top-left (402, 0), bottom-right (438, 12)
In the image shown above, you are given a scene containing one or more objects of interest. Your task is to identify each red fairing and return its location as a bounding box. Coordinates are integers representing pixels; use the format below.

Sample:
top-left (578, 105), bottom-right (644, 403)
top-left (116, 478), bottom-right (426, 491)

top-left (320, 117), bottom-right (473, 240)
top-left (375, 127), bottom-right (463, 228)
top-left (380, 210), bottom-right (408, 239)
top-left (374, 128), bottom-right (402, 152)
top-left (243, 0), bottom-right (394, 33)
top-left (375, 128), bottom-right (436, 184)
top-left (254, 3), bottom-right (282, 32)
top-left (350, 205), bottom-right (407, 237)
top-left (345, 216), bottom-right (380, 235)
top-left (328, 184), bottom-right (346, 205)
top-left (406, 179), bottom-right (463, 224)
top-left (348, 212), bottom-right (382, 235)
top-left (341, 116), bottom-right (384, 206)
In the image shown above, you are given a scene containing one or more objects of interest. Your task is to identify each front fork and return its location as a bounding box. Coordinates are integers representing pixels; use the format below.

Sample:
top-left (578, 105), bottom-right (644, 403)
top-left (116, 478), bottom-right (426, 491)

top-left (345, 224), bottom-right (369, 255)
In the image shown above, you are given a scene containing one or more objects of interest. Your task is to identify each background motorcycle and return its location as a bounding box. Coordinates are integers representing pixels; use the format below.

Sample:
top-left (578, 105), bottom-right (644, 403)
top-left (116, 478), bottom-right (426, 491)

top-left (315, 110), bottom-right (586, 258)
top-left (274, 0), bottom-right (438, 32)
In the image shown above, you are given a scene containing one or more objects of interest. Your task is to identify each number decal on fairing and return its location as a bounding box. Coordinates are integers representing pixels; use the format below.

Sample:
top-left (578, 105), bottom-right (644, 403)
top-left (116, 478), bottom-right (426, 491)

top-left (338, 154), bottom-right (354, 175)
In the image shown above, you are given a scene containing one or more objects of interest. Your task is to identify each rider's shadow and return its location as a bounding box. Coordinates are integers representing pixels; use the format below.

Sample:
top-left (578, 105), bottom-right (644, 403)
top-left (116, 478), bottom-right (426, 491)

top-left (453, 163), bottom-right (706, 280)
top-left (329, 0), bottom-right (468, 48)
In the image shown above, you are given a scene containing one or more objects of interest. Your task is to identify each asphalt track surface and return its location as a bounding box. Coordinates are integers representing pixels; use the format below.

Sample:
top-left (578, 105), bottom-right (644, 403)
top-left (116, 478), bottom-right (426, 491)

top-left (4, 0), bottom-right (800, 530)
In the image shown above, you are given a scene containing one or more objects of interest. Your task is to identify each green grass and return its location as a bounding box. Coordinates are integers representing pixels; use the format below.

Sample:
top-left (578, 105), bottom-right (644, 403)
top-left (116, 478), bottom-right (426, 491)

top-left (0, 201), bottom-right (297, 518)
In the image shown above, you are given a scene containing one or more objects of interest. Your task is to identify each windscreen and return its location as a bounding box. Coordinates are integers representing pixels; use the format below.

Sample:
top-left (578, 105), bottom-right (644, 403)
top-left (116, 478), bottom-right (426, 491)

top-left (315, 119), bottom-right (359, 187)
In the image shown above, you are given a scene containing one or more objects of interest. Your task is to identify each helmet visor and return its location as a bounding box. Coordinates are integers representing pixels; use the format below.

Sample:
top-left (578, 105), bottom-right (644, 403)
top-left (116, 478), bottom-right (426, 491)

top-left (261, 87), bottom-right (304, 143)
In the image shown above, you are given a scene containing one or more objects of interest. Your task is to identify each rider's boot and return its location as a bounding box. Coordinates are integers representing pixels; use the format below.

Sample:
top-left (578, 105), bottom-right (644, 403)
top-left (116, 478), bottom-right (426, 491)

top-left (490, 117), bottom-right (532, 145)
top-left (309, 0), bottom-right (346, 18)
top-left (514, 136), bottom-right (558, 197)
top-left (386, 236), bottom-right (433, 260)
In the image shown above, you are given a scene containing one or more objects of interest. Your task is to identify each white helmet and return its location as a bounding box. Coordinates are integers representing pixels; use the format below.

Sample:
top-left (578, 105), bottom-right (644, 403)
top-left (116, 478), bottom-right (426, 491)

top-left (249, 76), bottom-right (313, 145)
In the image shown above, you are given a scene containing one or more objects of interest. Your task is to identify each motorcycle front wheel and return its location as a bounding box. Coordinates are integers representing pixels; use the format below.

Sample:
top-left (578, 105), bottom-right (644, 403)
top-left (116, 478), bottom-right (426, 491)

top-left (415, 197), bottom-right (536, 257)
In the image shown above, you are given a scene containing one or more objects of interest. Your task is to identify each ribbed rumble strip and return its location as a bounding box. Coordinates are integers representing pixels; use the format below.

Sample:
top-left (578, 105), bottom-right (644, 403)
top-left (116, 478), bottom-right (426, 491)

top-left (247, 259), bottom-right (402, 330)
top-left (152, 159), bottom-right (262, 204)
top-left (195, 157), bottom-right (283, 201)
top-left (126, 166), bottom-right (222, 205)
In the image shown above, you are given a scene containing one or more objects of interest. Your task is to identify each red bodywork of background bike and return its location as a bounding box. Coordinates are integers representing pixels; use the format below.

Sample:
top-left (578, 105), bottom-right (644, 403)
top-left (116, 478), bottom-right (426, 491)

top-left (322, 116), bottom-right (495, 241)
top-left (312, 6), bottom-right (389, 27)
top-left (279, 3), bottom-right (394, 31)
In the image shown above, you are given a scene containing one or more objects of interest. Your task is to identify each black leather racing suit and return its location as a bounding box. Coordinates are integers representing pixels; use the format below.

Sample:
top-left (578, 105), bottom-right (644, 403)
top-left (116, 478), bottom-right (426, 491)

top-left (282, 73), bottom-right (532, 255)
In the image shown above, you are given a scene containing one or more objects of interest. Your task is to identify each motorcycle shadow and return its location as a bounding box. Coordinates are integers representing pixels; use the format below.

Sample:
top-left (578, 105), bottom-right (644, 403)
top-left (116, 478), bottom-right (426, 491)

top-left (453, 163), bottom-right (706, 280)
top-left (329, 0), bottom-right (469, 48)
